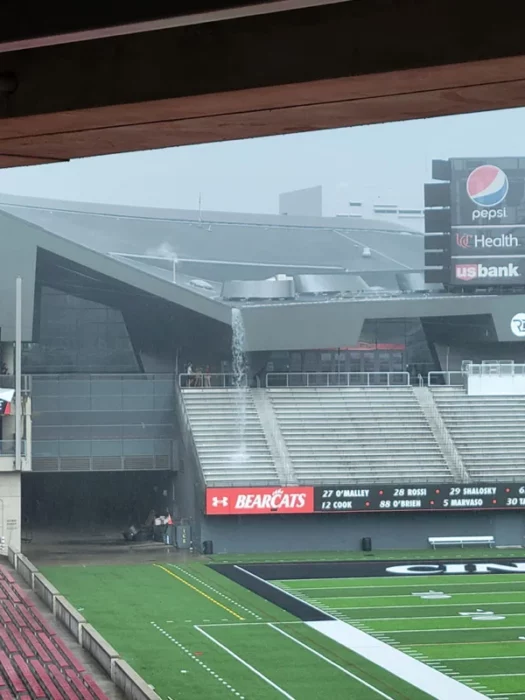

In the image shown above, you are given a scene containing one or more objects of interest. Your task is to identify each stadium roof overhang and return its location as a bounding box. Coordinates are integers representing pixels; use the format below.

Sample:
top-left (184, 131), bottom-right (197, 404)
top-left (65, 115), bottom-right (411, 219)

top-left (3, 201), bottom-right (525, 351)
top-left (2, 2), bottom-right (525, 167)
top-left (240, 294), bottom-right (525, 351)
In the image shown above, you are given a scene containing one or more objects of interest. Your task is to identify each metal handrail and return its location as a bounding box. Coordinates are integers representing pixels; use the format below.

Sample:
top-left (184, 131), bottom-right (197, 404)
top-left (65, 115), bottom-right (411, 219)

top-left (414, 388), bottom-right (469, 482)
top-left (0, 440), bottom-right (26, 456)
top-left (265, 371), bottom-right (410, 388)
top-left (179, 373), bottom-right (254, 388)
top-left (428, 371), bottom-right (465, 386)
top-left (0, 375), bottom-right (31, 393)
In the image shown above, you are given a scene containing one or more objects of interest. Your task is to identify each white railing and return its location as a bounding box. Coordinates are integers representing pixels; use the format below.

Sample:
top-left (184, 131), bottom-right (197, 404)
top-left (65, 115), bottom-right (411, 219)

top-left (179, 373), bottom-right (259, 388)
top-left (265, 372), bottom-right (410, 388)
top-left (413, 388), bottom-right (469, 482)
top-left (261, 400), bottom-right (295, 485)
top-left (428, 371), bottom-right (466, 386)
top-left (468, 363), bottom-right (525, 376)
top-left (173, 379), bottom-right (206, 489)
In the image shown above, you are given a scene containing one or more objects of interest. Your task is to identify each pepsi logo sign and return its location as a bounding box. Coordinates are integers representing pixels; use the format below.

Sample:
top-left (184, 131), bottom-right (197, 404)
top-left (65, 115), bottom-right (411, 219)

top-left (467, 165), bottom-right (509, 208)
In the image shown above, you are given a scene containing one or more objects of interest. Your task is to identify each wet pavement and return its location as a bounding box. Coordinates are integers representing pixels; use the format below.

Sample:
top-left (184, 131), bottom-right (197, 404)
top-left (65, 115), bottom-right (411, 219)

top-left (22, 527), bottom-right (205, 567)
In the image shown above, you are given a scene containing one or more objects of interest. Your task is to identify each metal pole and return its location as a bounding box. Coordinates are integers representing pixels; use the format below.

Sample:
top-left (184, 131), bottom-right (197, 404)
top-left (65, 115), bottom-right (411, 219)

top-left (15, 277), bottom-right (22, 472)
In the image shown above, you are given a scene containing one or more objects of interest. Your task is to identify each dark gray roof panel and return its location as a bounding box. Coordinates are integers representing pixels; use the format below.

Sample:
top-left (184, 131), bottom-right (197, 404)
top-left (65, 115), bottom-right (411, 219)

top-left (0, 194), bottom-right (422, 279)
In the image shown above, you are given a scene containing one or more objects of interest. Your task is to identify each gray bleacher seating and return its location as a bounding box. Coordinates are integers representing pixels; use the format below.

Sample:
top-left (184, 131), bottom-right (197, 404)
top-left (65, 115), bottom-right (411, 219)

top-left (267, 387), bottom-right (453, 484)
top-left (432, 387), bottom-right (525, 480)
top-left (181, 388), bottom-right (280, 485)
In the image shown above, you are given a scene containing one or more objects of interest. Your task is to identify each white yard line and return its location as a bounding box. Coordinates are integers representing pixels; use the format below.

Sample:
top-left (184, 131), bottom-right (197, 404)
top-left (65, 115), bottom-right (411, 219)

top-left (198, 621), bottom-right (303, 627)
top-left (269, 623), bottom-right (396, 700)
top-left (287, 582), bottom-right (525, 591)
top-left (332, 601), bottom-right (525, 611)
top-left (345, 615), bottom-right (525, 622)
top-left (439, 656), bottom-right (525, 662)
top-left (168, 564), bottom-right (262, 620)
top-left (366, 626), bottom-right (524, 633)
top-left (307, 620), bottom-right (489, 700)
top-left (315, 591), bottom-right (522, 601)
top-left (469, 674), bottom-right (525, 678)
top-left (151, 622), bottom-right (245, 698)
top-left (195, 624), bottom-right (295, 699)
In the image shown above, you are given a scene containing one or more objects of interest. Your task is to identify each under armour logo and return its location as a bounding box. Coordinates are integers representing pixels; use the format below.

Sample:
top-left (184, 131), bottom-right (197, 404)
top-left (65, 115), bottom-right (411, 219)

top-left (212, 497), bottom-right (228, 507)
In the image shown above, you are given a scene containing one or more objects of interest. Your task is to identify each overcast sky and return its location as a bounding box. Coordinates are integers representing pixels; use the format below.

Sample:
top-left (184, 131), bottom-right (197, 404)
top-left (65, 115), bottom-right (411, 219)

top-left (0, 107), bottom-right (523, 216)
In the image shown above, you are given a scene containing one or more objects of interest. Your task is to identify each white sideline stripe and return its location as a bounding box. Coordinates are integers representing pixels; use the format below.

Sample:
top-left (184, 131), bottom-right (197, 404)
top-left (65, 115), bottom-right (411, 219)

top-left (236, 566), bottom-right (486, 700)
top-left (269, 623), bottom-right (395, 700)
top-left (195, 625), bottom-right (295, 699)
top-left (307, 620), bottom-right (488, 700)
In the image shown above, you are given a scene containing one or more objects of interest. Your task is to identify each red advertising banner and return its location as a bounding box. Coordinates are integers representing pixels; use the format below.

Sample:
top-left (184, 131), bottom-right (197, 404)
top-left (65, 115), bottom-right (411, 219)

top-left (206, 486), bottom-right (314, 515)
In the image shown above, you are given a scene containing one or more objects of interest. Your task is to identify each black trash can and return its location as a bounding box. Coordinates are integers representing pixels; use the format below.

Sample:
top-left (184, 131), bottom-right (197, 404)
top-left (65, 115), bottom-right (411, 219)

top-left (203, 540), bottom-right (214, 555)
top-left (361, 537), bottom-right (372, 552)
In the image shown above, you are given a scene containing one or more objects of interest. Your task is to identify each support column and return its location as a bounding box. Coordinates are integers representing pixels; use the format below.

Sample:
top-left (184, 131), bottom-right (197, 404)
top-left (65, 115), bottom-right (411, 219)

top-left (0, 472), bottom-right (21, 555)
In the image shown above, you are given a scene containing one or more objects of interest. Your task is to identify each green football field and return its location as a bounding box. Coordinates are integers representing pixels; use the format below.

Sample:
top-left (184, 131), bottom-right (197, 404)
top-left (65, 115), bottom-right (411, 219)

top-left (277, 573), bottom-right (525, 698)
top-left (41, 560), bottom-right (525, 699)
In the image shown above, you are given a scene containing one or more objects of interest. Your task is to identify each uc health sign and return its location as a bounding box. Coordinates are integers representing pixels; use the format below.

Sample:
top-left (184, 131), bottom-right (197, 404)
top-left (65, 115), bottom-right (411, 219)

top-left (206, 486), bottom-right (314, 515)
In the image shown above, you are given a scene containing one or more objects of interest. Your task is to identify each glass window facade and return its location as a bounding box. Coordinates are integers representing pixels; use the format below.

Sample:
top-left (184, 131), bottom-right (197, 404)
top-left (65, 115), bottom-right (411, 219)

top-left (23, 286), bottom-right (139, 373)
top-left (264, 317), bottom-right (435, 378)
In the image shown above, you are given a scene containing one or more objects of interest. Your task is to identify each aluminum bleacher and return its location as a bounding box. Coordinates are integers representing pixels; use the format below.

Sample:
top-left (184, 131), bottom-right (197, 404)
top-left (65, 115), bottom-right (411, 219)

top-left (432, 386), bottom-right (525, 480)
top-left (181, 388), bottom-right (280, 485)
top-left (267, 386), bottom-right (453, 484)
top-left (0, 565), bottom-right (108, 700)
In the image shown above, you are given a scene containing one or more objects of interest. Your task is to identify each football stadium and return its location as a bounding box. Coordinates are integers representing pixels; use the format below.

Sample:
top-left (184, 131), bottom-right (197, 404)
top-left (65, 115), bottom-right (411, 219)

top-left (1, 157), bottom-right (525, 699)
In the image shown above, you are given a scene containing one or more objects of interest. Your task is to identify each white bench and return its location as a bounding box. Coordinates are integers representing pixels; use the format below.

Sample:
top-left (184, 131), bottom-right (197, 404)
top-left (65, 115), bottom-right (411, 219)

top-left (428, 535), bottom-right (495, 549)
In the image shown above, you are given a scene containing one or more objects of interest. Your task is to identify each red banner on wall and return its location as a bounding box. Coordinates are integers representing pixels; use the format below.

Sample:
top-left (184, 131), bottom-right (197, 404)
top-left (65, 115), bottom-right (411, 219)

top-left (206, 486), bottom-right (314, 515)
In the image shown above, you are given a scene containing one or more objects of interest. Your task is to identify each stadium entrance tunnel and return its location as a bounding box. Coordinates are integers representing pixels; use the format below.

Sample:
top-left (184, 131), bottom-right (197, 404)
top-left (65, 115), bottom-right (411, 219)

top-left (22, 470), bottom-right (173, 541)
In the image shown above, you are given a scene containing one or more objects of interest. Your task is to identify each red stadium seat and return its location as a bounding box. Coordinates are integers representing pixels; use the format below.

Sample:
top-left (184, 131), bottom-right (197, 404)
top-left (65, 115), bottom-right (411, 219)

top-left (53, 635), bottom-right (85, 673)
top-left (12, 655), bottom-right (46, 699)
top-left (0, 651), bottom-right (27, 695)
top-left (3, 601), bottom-right (25, 628)
top-left (82, 672), bottom-right (110, 700)
top-left (30, 660), bottom-right (65, 700)
top-left (36, 634), bottom-right (68, 669)
top-left (66, 669), bottom-right (95, 700)
top-left (23, 629), bottom-right (51, 663)
top-left (6, 625), bottom-right (34, 658)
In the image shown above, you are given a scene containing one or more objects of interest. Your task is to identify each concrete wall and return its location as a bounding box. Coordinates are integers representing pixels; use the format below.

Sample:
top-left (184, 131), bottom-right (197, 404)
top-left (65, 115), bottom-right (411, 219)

top-left (0, 472), bottom-right (21, 553)
top-left (279, 186), bottom-right (323, 217)
top-left (31, 375), bottom-right (176, 472)
top-left (0, 211), bottom-right (36, 342)
top-left (200, 510), bottom-right (525, 554)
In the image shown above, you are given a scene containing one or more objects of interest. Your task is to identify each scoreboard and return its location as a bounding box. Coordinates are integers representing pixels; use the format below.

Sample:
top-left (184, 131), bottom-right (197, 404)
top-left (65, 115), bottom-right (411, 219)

top-left (314, 483), bottom-right (525, 513)
top-left (205, 483), bottom-right (525, 515)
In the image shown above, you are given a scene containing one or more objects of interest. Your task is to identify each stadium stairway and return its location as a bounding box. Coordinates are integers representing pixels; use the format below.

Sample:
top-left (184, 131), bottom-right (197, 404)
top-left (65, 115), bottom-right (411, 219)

top-left (432, 386), bottom-right (525, 480)
top-left (0, 564), bottom-right (110, 700)
top-left (180, 388), bottom-right (280, 485)
top-left (267, 387), bottom-right (455, 484)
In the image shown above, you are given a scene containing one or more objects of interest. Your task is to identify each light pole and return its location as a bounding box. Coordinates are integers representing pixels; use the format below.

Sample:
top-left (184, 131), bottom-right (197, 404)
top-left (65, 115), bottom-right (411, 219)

top-left (15, 276), bottom-right (21, 472)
